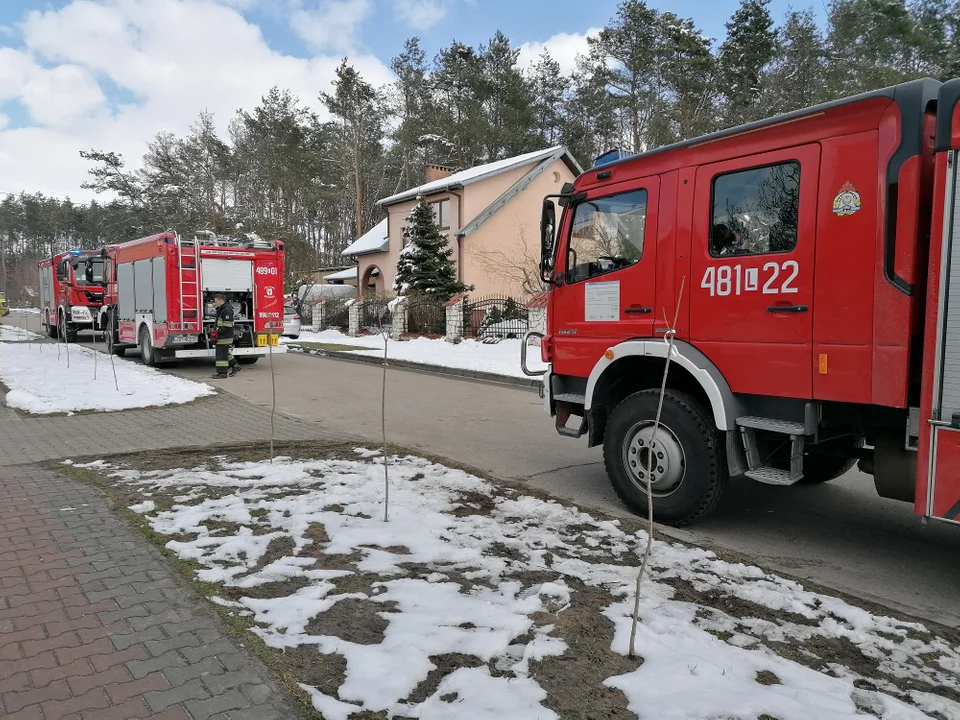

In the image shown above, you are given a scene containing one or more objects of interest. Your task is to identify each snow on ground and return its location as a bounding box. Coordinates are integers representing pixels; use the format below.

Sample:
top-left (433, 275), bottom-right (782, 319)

top-left (84, 452), bottom-right (960, 720)
top-left (0, 341), bottom-right (214, 414)
top-left (286, 329), bottom-right (547, 379)
top-left (0, 323), bottom-right (42, 341)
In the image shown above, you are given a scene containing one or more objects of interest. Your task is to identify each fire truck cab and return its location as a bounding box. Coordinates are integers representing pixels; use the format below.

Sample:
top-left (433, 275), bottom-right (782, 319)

top-left (39, 250), bottom-right (106, 342)
top-left (529, 77), bottom-right (960, 528)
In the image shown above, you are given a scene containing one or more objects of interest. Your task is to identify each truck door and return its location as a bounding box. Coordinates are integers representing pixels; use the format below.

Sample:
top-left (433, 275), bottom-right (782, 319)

top-left (551, 176), bottom-right (660, 379)
top-left (689, 145), bottom-right (821, 399)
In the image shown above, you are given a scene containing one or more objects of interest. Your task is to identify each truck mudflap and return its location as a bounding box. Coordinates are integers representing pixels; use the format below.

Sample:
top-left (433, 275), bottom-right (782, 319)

top-left (173, 346), bottom-right (287, 359)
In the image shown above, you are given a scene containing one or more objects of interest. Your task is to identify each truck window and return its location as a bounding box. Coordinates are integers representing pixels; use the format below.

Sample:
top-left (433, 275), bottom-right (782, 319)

top-left (567, 189), bottom-right (647, 283)
top-left (710, 161), bottom-right (800, 257)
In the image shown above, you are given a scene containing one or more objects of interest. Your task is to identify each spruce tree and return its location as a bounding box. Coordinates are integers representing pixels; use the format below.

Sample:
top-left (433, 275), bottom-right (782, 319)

top-left (394, 196), bottom-right (471, 300)
top-left (717, 0), bottom-right (776, 127)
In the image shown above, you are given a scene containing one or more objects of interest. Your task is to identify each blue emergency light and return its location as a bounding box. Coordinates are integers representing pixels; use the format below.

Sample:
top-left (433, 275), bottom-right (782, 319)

top-left (592, 149), bottom-right (633, 168)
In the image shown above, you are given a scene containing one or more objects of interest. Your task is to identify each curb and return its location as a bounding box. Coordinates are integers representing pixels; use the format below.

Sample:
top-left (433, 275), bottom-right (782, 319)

top-left (285, 343), bottom-right (543, 390)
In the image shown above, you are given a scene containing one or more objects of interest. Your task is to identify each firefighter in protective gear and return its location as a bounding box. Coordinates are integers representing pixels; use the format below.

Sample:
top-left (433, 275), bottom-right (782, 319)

top-left (211, 294), bottom-right (239, 378)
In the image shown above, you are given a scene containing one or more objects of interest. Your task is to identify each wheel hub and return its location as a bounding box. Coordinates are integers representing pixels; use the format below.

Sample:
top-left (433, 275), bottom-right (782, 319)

top-left (622, 423), bottom-right (686, 497)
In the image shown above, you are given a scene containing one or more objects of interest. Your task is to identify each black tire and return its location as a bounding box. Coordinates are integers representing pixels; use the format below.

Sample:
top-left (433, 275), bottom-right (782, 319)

top-left (603, 389), bottom-right (728, 526)
top-left (105, 314), bottom-right (125, 357)
top-left (45, 314), bottom-right (58, 339)
top-left (139, 325), bottom-right (158, 367)
top-left (237, 356), bottom-right (259, 365)
top-left (798, 435), bottom-right (863, 484)
top-left (60, 313), bottom-right (78, 343)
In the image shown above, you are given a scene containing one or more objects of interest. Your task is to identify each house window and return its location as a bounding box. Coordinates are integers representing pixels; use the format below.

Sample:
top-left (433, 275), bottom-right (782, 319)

top-left (430, 199), bottom-right (451, 230)
top-left (710, 162), bottom-right (800, 257)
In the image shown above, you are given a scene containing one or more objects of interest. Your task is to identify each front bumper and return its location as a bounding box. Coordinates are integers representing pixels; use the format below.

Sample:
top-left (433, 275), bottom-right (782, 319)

top-left (174, 346), bottom-right (288, 359)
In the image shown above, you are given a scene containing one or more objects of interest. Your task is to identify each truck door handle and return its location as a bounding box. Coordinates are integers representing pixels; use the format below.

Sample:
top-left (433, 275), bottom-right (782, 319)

top-left (624, 307), bottom-right (652, 314)
top-left (767, 304), bottom-right (808, 313)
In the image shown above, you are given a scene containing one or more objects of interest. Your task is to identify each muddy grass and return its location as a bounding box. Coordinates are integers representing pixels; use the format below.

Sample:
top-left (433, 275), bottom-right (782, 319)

top-left (56, 440), bottom-right (960, 720)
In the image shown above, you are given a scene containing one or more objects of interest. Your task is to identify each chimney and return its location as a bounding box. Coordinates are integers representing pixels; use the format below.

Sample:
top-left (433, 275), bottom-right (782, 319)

top-left (425, 164), bottom-right (454, 183)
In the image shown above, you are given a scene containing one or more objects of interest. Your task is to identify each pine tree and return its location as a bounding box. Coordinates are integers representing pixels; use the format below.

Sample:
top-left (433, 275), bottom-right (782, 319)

top-left (389, 38), bottom-right (431, 188)
top-left (762, 9), bottom-right (826, 115)
top-left (717, 0), bottom-right (777, 127)
top-left (528, 51), bottom-right (569, 146)
top-left (394, 196), bottom-right (471, 300)
top-left (825, 0), bottom-right (914, 98)
top-left (480, 31), bottom-right (537, 160)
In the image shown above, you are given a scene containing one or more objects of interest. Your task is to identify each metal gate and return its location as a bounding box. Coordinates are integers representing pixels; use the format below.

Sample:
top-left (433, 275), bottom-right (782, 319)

top-left (361, 297), bottom-right (393, 333)
top-left (462, 296), bottom-right (529, 339)
top-left (406, 297), bottom-right (446, 337)
top-left (324, 298), bottom-right (349, 332)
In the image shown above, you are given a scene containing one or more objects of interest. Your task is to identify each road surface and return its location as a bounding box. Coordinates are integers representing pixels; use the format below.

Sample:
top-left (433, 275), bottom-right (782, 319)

top-left (11, 315), bottom-right (960, 629)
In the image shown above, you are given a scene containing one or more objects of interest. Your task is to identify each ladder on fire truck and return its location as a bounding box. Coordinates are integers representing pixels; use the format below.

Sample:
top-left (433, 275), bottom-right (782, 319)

top-left (176, 234), bottom-right (202, 331)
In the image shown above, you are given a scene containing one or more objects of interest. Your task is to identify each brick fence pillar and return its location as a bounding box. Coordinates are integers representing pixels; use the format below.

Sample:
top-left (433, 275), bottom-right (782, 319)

top-left (445, 294), bottom-right (466, 343)
top-left (312, 301), bottom-right (325, 333)
top-left (347, 299), bottom-right (363, 337)
top-left (390, 297), bottom-right (408, 340)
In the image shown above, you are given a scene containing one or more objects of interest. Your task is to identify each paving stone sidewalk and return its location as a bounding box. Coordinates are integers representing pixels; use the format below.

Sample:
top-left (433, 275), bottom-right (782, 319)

top-left (0, 464), bottom-right (306, 720)
top-left (0, 390), bottom-right (352, 466)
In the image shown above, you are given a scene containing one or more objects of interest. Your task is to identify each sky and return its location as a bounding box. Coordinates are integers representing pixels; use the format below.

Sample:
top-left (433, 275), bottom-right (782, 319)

top-left (0, 0), bottom-right (827, 202)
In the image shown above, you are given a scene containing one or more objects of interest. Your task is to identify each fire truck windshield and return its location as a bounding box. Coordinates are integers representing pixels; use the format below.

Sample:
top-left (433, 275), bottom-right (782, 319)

top-left (567, 189), bottom-right (648, 283)
top-left (72, 258), bottom-right (105, 286)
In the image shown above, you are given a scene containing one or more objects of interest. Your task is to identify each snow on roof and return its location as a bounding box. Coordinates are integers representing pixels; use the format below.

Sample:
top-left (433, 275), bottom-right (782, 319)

top-left (341, 218), bottom-right (388, 257)
top-left (325, 267), bottom-right (357, 281)
top-left (378, 146), bottom-right (566, 207)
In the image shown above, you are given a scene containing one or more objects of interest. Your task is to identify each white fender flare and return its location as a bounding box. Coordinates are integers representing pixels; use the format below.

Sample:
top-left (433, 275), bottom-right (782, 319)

top-left (584, 339), bottom-right (740, 431)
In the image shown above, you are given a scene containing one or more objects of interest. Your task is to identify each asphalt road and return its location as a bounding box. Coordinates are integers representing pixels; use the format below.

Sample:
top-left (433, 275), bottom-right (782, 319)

top-left (13, 315), bottom-right (960, 629)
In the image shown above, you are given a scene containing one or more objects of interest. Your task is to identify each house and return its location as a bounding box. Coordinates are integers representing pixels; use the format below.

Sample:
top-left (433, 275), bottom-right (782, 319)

top-left (323, 267), bottom-right (358, 285)
top-left (341, 146), bottom-right (581, 298)
top-left (306, 265), bottom-right (356, 286)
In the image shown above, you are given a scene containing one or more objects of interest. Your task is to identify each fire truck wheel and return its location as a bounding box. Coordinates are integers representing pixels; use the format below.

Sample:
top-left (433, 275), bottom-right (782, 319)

top-left (237, 357), bottom-right (259, 365)
top-left (603, 389), bottom-right (728, 526)
top-left (44, 315), bottom-right (57, 339)
top-left (139, 326), bottom-right (159, 366)
top-left (799, 435), bottom-right (864, 484)
top-left (60, 313), bottom-right (78, 343)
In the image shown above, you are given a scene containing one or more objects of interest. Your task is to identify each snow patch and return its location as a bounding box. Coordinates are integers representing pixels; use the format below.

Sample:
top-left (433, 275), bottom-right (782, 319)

top-left (90, 453), bottom-right (959, 719)
top-left (287, 329), bottom-right (545, 378)
top-left (0, 342), bottom-right (214, 414)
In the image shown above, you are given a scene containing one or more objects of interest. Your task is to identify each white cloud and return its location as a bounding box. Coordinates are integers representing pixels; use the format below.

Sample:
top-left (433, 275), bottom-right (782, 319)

top-left (290, 0), bottom-right (373, 53)
top-left (393, 0), bottom-right (451, 31)
top-left (0, 0), bottom-right (393, 200)
top-left (516, 28), bottom-right (601, 76)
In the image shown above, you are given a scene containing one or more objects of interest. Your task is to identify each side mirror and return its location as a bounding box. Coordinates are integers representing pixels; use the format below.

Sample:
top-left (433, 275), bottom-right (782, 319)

top-left (540, 199), bottom-right (556, 284)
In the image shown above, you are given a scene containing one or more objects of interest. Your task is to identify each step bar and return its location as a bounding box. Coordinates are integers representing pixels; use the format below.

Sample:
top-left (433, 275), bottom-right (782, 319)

top-left (736, 415), bottom-right (807, 486)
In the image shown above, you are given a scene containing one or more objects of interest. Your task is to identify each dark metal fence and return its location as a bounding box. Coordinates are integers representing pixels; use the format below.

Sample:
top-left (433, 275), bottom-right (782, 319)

top-left (323, 298), bottom-right (349, 331)
top-left (405, 297), bottom-right (446, 337)
top-left (462, 296), bottom-right (528, 340)
top-left (361, 297), bottom-right (393, 334)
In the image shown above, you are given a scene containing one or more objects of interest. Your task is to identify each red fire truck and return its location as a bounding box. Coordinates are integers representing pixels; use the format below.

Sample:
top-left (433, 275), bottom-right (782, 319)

top-left (99, 231), bottom-right (285, 365)
top-left (38, 250), bottom-right (106, 342)
top-left (525, 77), bottom-right (960, 529)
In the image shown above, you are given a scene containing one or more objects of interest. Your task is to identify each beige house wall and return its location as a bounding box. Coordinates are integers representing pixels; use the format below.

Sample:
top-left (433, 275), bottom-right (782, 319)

top-left (356, 155), bottom-right (576, 299)
top-left (462, 157), bottom-right (575, 298)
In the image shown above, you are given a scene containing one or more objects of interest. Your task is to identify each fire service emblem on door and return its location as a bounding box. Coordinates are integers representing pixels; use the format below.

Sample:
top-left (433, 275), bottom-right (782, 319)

top-left (832, 181), bottom-right (862, 216)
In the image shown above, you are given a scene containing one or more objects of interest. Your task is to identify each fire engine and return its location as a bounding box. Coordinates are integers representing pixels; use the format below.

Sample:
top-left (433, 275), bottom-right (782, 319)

top-left (524, 77), bottom-right (960, 529)
top-left (99, 231), bottom-right (285, 365)
top-left (38, 249), bottom-right (106, 341)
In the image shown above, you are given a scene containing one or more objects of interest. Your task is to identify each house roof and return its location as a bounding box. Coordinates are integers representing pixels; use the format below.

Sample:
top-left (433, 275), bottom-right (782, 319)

top-left (325, 267), bottom-right (357, 281)
top-left (377, 146), bottom-right (580, 207)
top-left (341, 218), bottom-right (388, 257)
top-left (457, 146), bottom-right (579, 239)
